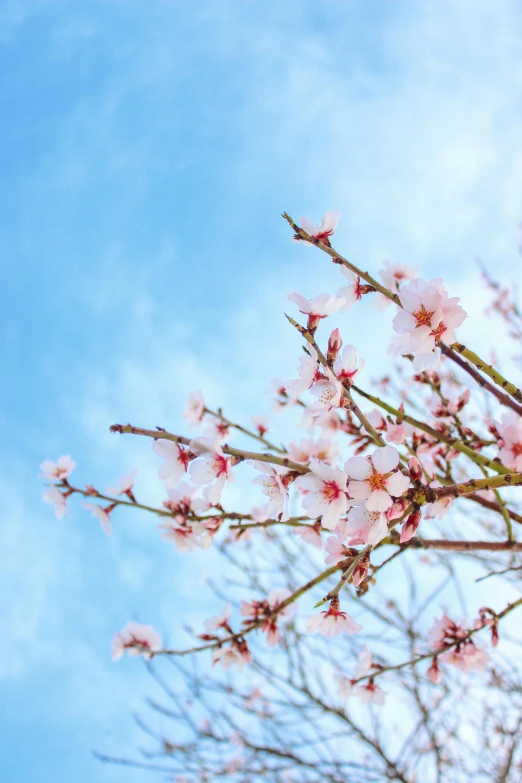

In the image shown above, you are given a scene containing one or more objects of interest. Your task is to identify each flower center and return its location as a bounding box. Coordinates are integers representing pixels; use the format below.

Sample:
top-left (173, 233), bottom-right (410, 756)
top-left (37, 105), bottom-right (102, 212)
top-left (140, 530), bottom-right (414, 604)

top-left (322, 480), bottom-right (342, 502)
top-left (368, 471), bottom-right (387, 491)
top-left (512, 442), bottom-right (522, 457)
top-left (412, 304), bottom-right (435, 328)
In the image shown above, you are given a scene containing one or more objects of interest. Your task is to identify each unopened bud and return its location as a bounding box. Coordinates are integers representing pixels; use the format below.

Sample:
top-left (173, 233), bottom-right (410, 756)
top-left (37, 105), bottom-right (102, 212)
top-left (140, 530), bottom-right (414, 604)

top-left (327, 328), bottom-right (342, 362)
top-left (408, 457), bottom-right (423, 483)
top-left (426, 656), bottom-right (442, 684)
top-left (352, 554), bottom-right (370, 588)
top-left (400, 509), bottom-right (422, 543)
top-left (386, 498), bottom-right (408, 521)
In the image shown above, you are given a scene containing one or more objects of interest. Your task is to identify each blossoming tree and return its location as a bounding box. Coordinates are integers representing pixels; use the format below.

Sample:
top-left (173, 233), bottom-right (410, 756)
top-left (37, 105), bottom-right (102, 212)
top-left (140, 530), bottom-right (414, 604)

top-left (42, 212), bottom-right (522, 781)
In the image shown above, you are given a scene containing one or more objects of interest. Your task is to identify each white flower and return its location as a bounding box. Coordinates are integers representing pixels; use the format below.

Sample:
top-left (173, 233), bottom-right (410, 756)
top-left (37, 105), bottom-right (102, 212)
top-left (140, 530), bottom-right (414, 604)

top-left (306, 604), bottom-right (362, 637)
top-left (111, 621), bottom-right (162, 660)
top-left (252, 462), bottom-right (290, 520)
top-left (309, 374), bottom-right (344, 415)
top-left (106, 469), bottom-right (137, 497)
top-left (40, 455), bottom-right (76, 481)
top-left (295, 461), bottom-right (350, 530)
top-left (285, 347), bottom-right (319, 396)
top-left (204, 603), bottom-right (231, 632)
top-left (183, 390), bottom-right (206, 428)
top-left (152, 440), bottom-right (190, 489)
top-left (299, 210), bottom-right (341, 242)
top-left (345, 505), bottom-right (389, 546)
top-left (189, 437), bottom-right (235, 504)
top-left (333, 345), bottom-right (364, 384)
top-left (83, 502), bottom-right (112, 535)
top-left (344, 446), bottom-right (410, 512)
top-left (43, 487), bottom-right (70, 519)
top-left (287, 291), bottom-right (344, 320)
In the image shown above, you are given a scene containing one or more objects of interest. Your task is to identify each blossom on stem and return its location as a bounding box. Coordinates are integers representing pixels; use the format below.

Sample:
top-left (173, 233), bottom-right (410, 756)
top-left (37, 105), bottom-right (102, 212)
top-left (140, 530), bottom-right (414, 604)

top-left (287, 292), bottom-right (344, 332)
top-left (400, 508), bottom-right (422, 543)
top-left (204, 603), bottom-right (232, 633)
top-left (392, 278), bottom-right (467, 370)
top-left (106, 468), bottom-right (137, 500)
top-left (309, 373), bottom-right (344, 415)
top-left (287, 438), bottom-right (339, 466)
top-left (183, 390), bottom-right (205, 428)
top-left (285, 347), bottom-right (320, 396)
top-left (295, 460), bottom-right (350, 530)
top-left (40, 455), bottom-right (76, 481)
top-left (252, 461), bottom-right (291, 521)
top-left (43, 486), bottom-right (70, 519)
top-left (83, 502), bottom-right (113, 535)
top-left (112, 621), bottom-right (162, 660)
top-left (251, 415), bottom-right (270, 438)
top-left (293, 522), bottom-right (323, 549)
top-left (375, 261), bottom-right (418, 310)
top-left (152, 440), bottom-right (190, 489)
top-left (333, 345), bottom-right (364, 385)
top-left (345, 505), bottom-right (389, 546)
top-left (337, 267), bottom-right (366, 313)
top-left (298, 210), bottom-right (341, 243)
top-left (344, 446), bottom-right (410, 512)
top-left (189, 437), bottom-right (235, 504)
top-left (496, 411), bottom-right (522, 471)
top-left (212, 640), bottom-right (252, 671)
top-left (306, 598), bottom-right (362, 637)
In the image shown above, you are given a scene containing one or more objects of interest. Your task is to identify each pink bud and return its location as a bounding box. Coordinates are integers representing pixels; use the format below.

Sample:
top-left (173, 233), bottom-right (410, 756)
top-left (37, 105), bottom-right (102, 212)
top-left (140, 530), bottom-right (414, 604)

top-left (400, 509), bottom-right (421, 543)
top-left (327, 328), bottom-right (343, 362)
top-left (386, 498), bottom-right (408, 521)
top-left (426, 657), bottom-right (442, 684)
top-left (352, 556), bottom-right (370, 587)
top-left (408, 457), bottom-right (423, 482)
top-left (307, 314), bottom-right (321, 334)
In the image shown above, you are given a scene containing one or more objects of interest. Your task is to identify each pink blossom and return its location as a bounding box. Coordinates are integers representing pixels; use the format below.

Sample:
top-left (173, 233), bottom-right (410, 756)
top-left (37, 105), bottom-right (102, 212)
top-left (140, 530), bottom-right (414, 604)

top-left (309, 374), bottom-right (344, 415)
top-left (327, 327), bottom-right (342, 362)
top-left (293, 524), bottom-right (323, 549)
top-left (159, 517), bottom-right (198, 552)
top-left (183, 390), bottom-right (205, 428)
top-left (268, 588), bottom-right (296, 623)
top-left (163, 481), bottom-right (208, 516)
top-left (392, 278), bottom-right (467, 370)
top-left (333, 345), bottom-right (364, 385)
top-left (40, 455), bottom-right (76, 481)
top-left (496, 411), bottom-right (522, 471)
top-left (306, 602), bottom-right (362, 637)
top-left (189, 437), bottom-right (235, 504)
top-left (112, 621), bottom-right (162, 660)
top-left (43, 487), bottom-right (70, 519)
top-left (345, 505), bottom-right (389, 546)
top-left (356, 680), bottom-right (387, 705)
top-left (252, 462), bottom-right (290, 520)
top-left (285, 347), bottom-right (320, 396)
top-left (324, 535), bottom-right (347, 565)
top-left (152, 440), bottom-right (190, 489)
top-left (204, 603), bottom-right (231, 632)
top-left (106, 468), bottom-right (137, 498)
top-left (427, 615), bottom-right (469, 649)
top-left (380, 260), bottom-right (418, 294)
top-left (385, 422), bottom-right (408, 444)
top-left (299, 210), bottom-right (341, 242)
top-left (345, 446), bottom-right (410, 512)
top-left (204, 417), bottom-right (231, 442)
top-left (251, 415), bottom-right (270, 437)
top-left (287, 292), bottom-right (344, 331)
top-left (82, 502), bottom-right (112, 534)
top-left (337, 267), bottom-right (366, 313)
top-left (295, 460), bottom-right (350, 530)
top-left (288, 437), bottom-right (338, 466)
top-left (212, 641), bottom-right (252, 671)
top-left (440, 641), bottom-right (489, 672)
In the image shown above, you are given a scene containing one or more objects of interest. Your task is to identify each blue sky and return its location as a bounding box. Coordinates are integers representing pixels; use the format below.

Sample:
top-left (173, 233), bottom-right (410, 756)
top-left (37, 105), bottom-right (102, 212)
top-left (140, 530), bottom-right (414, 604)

top-left (2, 1), bottom-right (522, 781)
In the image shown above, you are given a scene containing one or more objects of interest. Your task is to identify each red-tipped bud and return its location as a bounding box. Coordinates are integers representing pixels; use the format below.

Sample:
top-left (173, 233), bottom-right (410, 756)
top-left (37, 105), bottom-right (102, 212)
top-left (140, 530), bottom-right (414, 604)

top-left (400, 509), bottom-right (422, 543)
top-left (386, 498), bottom-right (408, 521)
top-left (491, 623), bottom-right (499, 647)
top-left (352, 554), bottom-right (370, 588)
top-left (327, 328), bottom-right (343, 362)
top-left (408, 457), bottom-right (423, 482)
top-left (426, 657), bottom-right (442, 684)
